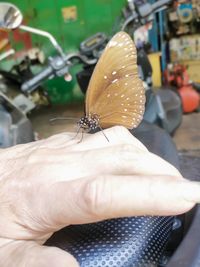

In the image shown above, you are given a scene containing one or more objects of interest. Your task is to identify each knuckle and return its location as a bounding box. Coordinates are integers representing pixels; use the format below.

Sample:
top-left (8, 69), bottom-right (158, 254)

top-left (114, 144), bottom-right (140, 172)
top-left (112, 125), bottom-right (130, 136)
top-left (82, 176), bottom-right (112, 218)
top-left (27, 147), bottom-right (49, 164)
top-left (26, 147), bottom-right (39, 164)
top-left (118, 143), bottom-right (135, 155)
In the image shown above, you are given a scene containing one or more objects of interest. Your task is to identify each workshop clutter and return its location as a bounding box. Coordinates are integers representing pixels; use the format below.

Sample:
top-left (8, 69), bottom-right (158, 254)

top-left (169, 35), bottom-right (200, 62)
top-left (168, 0), bottom-right (200, 35)
top-left (164, 63), bottom-right (200, 113)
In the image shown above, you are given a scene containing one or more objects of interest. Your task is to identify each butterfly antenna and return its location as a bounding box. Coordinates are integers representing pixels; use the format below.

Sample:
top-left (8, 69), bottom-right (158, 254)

top-left (99, 126), bottom-right (109, 142)
top-left (49, 117), bottom-right (77, 125)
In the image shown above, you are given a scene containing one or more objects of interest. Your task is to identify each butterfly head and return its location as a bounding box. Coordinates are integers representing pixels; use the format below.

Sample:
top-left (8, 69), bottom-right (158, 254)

top-left (78, 114), bottom-right (100, 131)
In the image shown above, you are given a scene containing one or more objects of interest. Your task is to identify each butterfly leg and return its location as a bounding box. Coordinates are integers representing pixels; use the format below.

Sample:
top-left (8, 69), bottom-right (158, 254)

top-left (99, 126), bottom-right (110, 142)
top-left (77, 129), bottom-right (84, 144)
top-left (71, 125), bottom-right (82, 140)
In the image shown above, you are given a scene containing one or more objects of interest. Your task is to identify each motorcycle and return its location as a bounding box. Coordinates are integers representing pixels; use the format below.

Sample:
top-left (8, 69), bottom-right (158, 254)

top-left (0, 3), bottom-right (95, 148)
top-left (0, 49), bottom-right (34, 148)
top-left (0, 2), bottom-right (199, 267)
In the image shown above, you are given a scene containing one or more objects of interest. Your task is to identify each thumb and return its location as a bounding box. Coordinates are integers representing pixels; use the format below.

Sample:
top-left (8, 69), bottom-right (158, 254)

top-left (0, 240), bottom-right (79, 267)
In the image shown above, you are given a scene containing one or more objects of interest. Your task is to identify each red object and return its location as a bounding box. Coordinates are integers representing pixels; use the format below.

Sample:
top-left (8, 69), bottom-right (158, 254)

top-left (164, 64), bottom-right (200, 113)
top-left (179, 85), bottom-right (199, 113)
top-left (13, 28), bottom-right (32, 50)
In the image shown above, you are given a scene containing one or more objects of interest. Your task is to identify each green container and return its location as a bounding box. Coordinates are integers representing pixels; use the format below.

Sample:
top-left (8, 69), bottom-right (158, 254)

top-left (0, 0), bottom-right (126, 104)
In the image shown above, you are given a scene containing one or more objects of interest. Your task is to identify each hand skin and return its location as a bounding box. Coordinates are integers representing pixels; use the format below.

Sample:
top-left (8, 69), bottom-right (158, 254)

top-left (0, 126), bottom-right (200, 267)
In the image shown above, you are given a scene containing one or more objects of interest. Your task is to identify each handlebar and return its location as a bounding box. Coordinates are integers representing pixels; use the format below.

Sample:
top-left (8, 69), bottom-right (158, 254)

top-left (121, 0), bottom-right (172, 30)
top-left (21, 53), bottom-right (96, 93)
top-left (21, 0), bottom-right (172, 93)
top-left (21, 65), bottom-right (53, 92)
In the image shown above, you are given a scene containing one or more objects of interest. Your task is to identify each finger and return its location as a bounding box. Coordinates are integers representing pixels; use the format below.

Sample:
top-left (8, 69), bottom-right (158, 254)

top-left (2, 126), bottom-right (147, 159)
top-left (70, 145), bottom-right (181, 177)
top-left (0, 240), bottom-right (79, 267)
top-left (27, 143), bottom-right (181, 184)
top-left (36, 133), bottom-right (79, 148)
top-left (42, 175), bottom-right (200, 229)
top-left (75, 126), bottom-right (148, 151)
top-left (39, 126), bottom-right (148, 151)
top-left (76, 175), bottom-right (200, 218)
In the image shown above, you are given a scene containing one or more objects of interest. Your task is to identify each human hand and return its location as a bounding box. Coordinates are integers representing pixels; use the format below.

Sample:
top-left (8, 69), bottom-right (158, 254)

top-left (0, 126), bottom-right (199, 267)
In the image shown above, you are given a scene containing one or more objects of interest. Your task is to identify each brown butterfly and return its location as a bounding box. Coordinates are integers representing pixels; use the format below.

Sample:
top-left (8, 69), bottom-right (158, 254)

top-left (77, 31), bottom-right (146, 133)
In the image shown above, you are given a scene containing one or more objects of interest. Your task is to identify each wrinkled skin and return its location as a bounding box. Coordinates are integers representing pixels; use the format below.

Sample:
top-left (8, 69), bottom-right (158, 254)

top-left (0, 126), bottom-right (200, 267)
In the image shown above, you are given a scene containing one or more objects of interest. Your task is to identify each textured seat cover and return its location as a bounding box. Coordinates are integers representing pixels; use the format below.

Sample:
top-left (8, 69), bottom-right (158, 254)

top-left (46, 121), bottom-right (179, 266)
top-left (46, 216), bottom-right (173, 267)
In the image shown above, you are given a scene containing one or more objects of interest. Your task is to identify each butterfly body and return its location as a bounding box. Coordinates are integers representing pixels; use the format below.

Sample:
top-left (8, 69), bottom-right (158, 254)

top-left (79, 31), bottom-right (146, 131)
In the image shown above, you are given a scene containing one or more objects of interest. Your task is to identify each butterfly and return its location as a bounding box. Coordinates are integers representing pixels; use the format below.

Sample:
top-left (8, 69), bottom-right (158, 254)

top-left (77, 31), bottom-right (146, 133)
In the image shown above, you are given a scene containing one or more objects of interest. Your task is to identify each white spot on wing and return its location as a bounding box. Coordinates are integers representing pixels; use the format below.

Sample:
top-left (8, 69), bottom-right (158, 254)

top-left (112, 79), bottom-right (118, 83)
top-left (108, 41), bottom-right (117, 47)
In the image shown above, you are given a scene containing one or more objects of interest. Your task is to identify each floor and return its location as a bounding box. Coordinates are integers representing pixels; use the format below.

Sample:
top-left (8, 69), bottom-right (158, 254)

top-left (29, 104), bottom-right (200, 156)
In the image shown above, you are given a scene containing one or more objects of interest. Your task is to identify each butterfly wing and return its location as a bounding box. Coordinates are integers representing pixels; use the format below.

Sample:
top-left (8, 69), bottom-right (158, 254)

top-left (85, 31), bottom-right (145, 129)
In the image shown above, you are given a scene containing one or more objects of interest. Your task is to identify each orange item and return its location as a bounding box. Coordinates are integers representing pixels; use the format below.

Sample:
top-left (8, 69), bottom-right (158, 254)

top-left (179, 85), bottom-right (200, 113)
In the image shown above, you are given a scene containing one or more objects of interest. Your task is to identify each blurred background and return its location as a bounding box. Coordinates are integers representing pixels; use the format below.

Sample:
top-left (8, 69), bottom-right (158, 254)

top-left (0, 0), bottom-right (199, 152)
